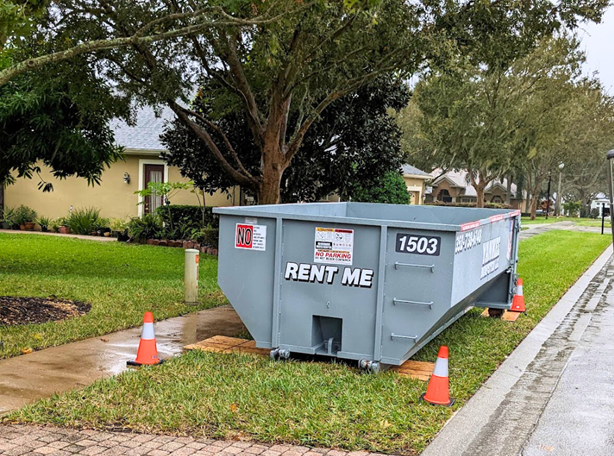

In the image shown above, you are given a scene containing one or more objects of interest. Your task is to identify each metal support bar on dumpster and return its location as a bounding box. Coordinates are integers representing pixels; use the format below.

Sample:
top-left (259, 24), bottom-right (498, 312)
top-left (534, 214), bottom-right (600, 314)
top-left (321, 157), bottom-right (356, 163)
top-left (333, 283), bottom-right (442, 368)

top-left (393, 298), bottom-right (433, 309)
top-left (391, 333), bottom-right (418, 342)
top-left (607, 150), bottom-right (614, 253)
top-left (394, 262), bottom-right (435, 272)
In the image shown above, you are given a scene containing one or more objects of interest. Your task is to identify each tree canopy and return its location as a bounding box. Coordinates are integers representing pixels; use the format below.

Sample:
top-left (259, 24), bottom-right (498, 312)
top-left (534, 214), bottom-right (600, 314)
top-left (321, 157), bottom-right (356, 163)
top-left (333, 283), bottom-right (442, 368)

top-left (161, 75), bottom-right (409, 203)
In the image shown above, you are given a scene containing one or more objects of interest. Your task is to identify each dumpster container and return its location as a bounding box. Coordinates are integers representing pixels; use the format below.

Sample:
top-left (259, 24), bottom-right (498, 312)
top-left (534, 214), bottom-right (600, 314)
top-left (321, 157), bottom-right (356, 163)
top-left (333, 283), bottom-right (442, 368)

top-left (214, 203), bottom-right (521, 371)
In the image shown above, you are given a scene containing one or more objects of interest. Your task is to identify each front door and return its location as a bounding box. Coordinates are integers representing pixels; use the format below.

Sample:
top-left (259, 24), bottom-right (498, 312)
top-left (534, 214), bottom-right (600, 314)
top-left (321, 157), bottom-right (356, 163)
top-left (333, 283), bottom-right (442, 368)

top-left (143, 164), bottom-right (164, 214)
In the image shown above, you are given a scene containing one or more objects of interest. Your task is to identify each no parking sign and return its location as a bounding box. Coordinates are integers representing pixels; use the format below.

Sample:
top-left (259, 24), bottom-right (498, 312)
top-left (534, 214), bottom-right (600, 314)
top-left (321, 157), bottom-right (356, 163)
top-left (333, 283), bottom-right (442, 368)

top-left (235, 223), bottom-right (267, 251)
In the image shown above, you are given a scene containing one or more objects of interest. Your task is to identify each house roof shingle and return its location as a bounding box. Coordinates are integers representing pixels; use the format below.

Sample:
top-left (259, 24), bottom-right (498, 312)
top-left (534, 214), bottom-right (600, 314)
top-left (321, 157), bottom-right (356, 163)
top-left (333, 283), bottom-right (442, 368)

top-left (402, 164), bottom-right (430, 177)
top-left (111, 105), bottom-right (175, 152)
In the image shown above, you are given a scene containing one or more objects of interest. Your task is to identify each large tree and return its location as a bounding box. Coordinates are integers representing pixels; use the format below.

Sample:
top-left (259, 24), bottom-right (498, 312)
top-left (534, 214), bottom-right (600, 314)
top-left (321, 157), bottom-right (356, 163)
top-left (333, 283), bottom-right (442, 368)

top-left (6, 0), bottom-right (608, 205)
top-left (401, 37), bottom-right (588, 208)
top-left (161, 75), bottom-right (409, 203)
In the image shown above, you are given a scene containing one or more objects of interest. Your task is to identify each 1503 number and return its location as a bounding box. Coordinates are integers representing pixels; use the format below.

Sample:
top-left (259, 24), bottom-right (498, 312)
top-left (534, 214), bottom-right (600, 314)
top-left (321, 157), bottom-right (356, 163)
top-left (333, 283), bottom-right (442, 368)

top-left (395, 234), bottom-right (441, 256)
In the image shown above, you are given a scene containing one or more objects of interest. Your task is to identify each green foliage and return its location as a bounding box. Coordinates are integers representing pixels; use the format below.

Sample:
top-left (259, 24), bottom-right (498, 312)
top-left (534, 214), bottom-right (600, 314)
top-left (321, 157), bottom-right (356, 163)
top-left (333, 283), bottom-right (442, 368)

top-left (0, 205), bottom-right (14, 223)
top-left (192, 226), bottom-right (219, 248)
top-left (66, 207), bottom-right (105, 235)
top-left (0, 233), bottom-right (224, 359)
top-left (6, 231), bottom-right (609, 454)
top-left (162, 76), bottom-right (409, 203)
top-left (590, 208), bottom-right (599, 219)
top-left (127, 213), bottom-right (163, 243)
top-left (0, 71), bottom-right (127, 190)
top-left (35, 215), bottom-right (52, 229)
top-left (349, 172), bottom-right (410, 204)
top-left (155, 205), bottom-right (219, 231)
top-left (562, 200), bottom-right (582, 217)
top-left (12, 204), bottom-right (36, 224)
top-left (134, 181), bottom-right (193, 204)
top-left (109, 218), bottom-right (128, 233)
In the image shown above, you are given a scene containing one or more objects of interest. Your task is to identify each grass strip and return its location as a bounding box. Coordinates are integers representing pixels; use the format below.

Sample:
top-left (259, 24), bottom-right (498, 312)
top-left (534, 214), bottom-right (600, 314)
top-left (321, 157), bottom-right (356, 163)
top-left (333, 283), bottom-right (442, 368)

top-left (4, 231), bottom-right (612, 454)
top-left (0, 234), bottom-right (225, 359)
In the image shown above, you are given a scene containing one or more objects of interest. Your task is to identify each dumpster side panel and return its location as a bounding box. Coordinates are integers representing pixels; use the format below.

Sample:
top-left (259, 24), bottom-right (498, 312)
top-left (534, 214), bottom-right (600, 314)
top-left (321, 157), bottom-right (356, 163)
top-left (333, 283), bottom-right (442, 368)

top-left (278, 220), bottom-right (380, 360)
top-left (380, 229), bottom-right (455, 364)
top-left (451, 217), bottom-right (518, 307)
top-left (217, 215), bottom-right (277, 348)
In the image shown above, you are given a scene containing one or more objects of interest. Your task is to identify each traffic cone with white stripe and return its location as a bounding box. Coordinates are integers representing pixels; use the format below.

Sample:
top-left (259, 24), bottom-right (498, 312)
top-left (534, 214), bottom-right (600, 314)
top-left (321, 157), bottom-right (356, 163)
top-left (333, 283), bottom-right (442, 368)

top-left (421, 346), bottom-right (454, 406)
top-left (127, 312), bottom-right (163, 366)
top-left (510, 278), bottom-right (526, 313)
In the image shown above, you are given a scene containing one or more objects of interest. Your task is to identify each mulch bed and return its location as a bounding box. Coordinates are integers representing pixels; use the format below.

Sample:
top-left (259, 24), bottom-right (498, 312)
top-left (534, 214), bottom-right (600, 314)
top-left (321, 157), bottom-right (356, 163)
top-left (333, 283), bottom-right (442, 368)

top-left (0, 296), bottom-right (91, 326)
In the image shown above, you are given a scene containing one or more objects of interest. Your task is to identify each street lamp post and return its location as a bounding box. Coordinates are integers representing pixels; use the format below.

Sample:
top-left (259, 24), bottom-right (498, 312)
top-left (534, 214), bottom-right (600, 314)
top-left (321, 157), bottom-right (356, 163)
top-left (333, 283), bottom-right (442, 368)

top-left (546, 173), bottom-right (552, 220)
top-left (556, 162), bottom-right (564, 216)
top-left (606, 150), bottom-right (614, 252)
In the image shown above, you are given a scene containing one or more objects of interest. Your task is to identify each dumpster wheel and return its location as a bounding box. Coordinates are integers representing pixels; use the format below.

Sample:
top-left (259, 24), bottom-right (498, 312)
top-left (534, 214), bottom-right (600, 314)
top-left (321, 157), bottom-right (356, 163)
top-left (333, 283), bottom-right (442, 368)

top-left (270, 348), bottom-right (290, 361)
top-left (359, 359), bottom-right (381, 374)
top-left (487, 308), bottom-right (505, 318)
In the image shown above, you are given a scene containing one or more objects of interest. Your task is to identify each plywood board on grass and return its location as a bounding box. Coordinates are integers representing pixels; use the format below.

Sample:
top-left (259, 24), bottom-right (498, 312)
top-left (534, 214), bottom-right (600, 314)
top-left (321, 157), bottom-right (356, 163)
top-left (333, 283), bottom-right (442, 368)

top-left (185, 336), bottom-right (434, 380)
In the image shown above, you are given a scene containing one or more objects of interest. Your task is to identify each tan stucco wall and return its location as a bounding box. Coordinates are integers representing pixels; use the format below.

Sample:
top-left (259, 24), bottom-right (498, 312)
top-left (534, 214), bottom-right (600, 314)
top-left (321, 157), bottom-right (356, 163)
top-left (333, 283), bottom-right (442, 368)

top-left (403, 176), bottom-right (427, 205)
top-left (4, 155), bottom-right (237, 220)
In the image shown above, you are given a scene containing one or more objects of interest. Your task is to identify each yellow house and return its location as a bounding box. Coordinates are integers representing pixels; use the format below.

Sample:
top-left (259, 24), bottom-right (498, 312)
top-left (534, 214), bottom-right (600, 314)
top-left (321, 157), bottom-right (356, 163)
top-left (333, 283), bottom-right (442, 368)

top-left (4, 107), bottom-right (239, 221)
top-left (402, 164), bottom-right (431, 204)
top-left (4, 105), bottom-right (432, 218)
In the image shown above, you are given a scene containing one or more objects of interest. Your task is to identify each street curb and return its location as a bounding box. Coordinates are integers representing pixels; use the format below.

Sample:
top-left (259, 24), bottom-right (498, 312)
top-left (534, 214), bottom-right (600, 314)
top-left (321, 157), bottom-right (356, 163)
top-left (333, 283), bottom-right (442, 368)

top-left (421, 245), bottom-right (613, 456)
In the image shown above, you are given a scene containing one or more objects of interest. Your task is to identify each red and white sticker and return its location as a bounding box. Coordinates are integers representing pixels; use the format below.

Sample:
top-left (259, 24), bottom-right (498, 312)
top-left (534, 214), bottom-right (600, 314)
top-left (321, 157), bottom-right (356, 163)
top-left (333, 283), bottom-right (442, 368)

top-left (235, 224), bottom-right (267, 251)
top-left (314, 227), bottom-right (354, 265)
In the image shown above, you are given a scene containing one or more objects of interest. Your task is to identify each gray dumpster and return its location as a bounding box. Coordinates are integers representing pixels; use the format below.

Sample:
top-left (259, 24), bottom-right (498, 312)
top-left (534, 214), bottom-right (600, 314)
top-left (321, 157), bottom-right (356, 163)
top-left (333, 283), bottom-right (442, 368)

top-left (214, 203), bottom-right (521, 371)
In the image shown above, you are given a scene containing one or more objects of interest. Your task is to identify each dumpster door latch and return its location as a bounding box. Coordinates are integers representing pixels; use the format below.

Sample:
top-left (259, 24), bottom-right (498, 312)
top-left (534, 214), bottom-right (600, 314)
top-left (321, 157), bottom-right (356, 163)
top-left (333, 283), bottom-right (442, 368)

top-left (392, 298), bottom-right (433, 309)
top-left (390, 333), bottom-right (418, 342)
top-left (394, 262), bottom-right (435, 273)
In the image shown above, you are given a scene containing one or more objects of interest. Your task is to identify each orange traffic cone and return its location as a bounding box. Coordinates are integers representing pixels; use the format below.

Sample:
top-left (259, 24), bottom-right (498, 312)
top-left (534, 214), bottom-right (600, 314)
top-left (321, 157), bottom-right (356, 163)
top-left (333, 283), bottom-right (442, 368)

top-left (127, 312), bottom-right (163, 366)
top-left (510, 278), bottom-right (526, 313)
top-left (421, 346), bottom-right (454, 406)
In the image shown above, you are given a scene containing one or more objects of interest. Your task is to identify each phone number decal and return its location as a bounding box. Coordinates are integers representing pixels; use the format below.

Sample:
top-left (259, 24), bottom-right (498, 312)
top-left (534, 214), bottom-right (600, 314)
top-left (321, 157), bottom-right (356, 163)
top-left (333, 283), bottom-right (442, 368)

top-left (395, 234), bottom-right (441, 256)
top-left (455, 228), bottom-right (482, 254)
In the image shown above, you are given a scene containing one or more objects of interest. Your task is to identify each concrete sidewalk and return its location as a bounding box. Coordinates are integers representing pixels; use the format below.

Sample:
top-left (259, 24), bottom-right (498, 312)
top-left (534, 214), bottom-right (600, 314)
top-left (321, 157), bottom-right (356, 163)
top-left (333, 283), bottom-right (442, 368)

top-left (422, 246), bottom-right (613, 456)
top-left (0, 306), bottom-right (244, 414)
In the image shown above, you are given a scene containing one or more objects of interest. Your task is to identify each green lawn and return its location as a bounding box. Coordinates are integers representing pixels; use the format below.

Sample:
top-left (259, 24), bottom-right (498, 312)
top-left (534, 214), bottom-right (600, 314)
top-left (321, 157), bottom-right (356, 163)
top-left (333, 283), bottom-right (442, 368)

top-left (0, 234), bottom-right (225, 359)
top-left (520, 216), bottom-right (579, 225)
top-left (575, 219), bottom-right (611, 228)
top-left (5, 231), bottom-right (611, 455)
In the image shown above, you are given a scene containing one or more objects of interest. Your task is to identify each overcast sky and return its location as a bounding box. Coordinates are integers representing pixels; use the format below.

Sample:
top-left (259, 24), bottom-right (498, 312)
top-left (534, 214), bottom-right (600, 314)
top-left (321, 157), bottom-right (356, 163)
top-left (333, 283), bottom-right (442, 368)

top-left (579, 6), bottom-right (614, 93)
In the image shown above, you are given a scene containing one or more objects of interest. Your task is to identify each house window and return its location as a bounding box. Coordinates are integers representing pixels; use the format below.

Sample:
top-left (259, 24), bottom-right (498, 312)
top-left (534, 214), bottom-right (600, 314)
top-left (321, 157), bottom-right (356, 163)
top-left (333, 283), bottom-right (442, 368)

top-left (461, 197), bottom-right (476, 203)
top-left (143, 164), bottom-right (165, 214)
top-left (437, 189), bottom-right (452, 203)
top-left (491, 195), bottom-right (503, 203)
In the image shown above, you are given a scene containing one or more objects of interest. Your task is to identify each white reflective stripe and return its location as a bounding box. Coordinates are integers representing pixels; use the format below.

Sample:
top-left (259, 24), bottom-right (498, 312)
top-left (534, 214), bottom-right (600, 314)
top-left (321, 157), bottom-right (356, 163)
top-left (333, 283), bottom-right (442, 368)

top-left (517, 284), bottom-right (523, 296)
top-left (432, 357), bottom-right (448, 377)
top-left (141, 322), bottom-right (155, 340)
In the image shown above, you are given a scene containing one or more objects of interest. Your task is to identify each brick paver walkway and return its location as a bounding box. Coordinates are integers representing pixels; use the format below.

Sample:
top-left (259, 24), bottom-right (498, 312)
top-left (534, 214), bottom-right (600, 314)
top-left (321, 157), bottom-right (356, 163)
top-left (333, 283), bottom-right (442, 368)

top-left (0, 425), bottom-right (380, 456)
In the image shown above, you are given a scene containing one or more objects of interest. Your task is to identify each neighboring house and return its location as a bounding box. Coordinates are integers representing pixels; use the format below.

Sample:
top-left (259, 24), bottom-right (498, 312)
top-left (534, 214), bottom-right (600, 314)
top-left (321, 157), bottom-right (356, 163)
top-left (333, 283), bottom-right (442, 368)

top-left (590, 193), bottom-right (610, 217)
top-left (4, 106), bottom-right (240, 220)
top-left (402, 164), bottom-right (431, 204)
top-left (424, 169), bottom-right (526, 209)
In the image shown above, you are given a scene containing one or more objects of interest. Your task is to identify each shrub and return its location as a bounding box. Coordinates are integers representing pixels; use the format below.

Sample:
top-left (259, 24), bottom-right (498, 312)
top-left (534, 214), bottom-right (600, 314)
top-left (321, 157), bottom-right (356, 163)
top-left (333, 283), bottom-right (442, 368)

top-left (36, 216), bottom-right (53, 231)
top-left (67, 207), bottom-right (105, 234)
top-left (192, 226), bottom-right (219, 248)
top-left (127, 213), bottom-right (163, 243)
top-left (590, 207), bottom-right (599, 219)
top-left (349, 172), bottom-right (410, 205)
top-left (155, 205), bottom-right (219, 233)
top-left (13, 205), bottom-right (37, 225)
top-left (1, 206), bottom-right (16, 226)
top-left (427, 201), bottom-right (514, 210)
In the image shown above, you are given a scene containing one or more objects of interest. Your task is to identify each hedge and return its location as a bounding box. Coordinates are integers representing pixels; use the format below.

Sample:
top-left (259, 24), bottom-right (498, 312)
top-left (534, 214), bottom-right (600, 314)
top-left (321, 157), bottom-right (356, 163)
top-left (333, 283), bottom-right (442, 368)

top-left (155, 205), bottom-right (219, 230)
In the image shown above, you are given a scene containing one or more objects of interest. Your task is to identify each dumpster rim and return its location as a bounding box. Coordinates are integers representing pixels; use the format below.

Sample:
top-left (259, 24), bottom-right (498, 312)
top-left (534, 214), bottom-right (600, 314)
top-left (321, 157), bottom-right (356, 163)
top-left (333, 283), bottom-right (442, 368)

top-left (213, 205), bottom-right (521, 232)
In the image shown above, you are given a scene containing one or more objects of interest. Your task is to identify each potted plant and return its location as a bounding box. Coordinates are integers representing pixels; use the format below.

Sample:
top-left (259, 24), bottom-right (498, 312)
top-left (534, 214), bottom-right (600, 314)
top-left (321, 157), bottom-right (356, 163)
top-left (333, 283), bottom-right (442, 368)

top-left (13, 205), bottom-right (37, 231)
top-left (57, 216), bottom-right (71, 234)
top-left (110, 218), bottom-right (129, 242)
top-left (1, 207), bottom-right (15, 230)
top-left (36, 216), bottom-right (53, 232)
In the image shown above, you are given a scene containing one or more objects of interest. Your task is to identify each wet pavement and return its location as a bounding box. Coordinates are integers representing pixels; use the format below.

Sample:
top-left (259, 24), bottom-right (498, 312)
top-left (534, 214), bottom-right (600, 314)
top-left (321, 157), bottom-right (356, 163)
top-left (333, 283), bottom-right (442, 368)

top-left (422, 247), bottom-right (613, 456)
top-left (0, 306), bottom-right (245, 414)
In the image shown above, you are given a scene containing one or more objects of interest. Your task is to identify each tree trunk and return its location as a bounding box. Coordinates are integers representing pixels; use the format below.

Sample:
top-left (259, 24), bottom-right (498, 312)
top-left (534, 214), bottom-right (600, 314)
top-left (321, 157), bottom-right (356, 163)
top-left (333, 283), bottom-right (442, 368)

top-left (476, 182), bottom-right (486, 208)
top-left (258, 154), bottom-right (285, 205)
top-left (0, 185), bottom-right (4, 218)
top-left (505, 175), bottom-right (512, 205)
top-left (530, 194), bottom-right (539, 220)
